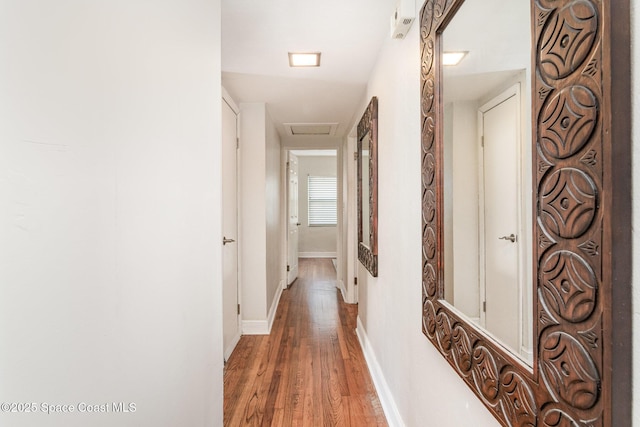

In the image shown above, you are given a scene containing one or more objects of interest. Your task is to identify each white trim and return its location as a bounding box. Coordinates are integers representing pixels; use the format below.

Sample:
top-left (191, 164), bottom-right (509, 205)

top-left (337, 279), bottom-right (347, 301)
top-left (224, 332), bottom-right (241, 362)
top-left (356, 317), bottom-right (405, 427)
top-left (241, 320), bottom-right (269, 335)
top-left (298, 251), bottom-right (337, 258)
top-left (243, 281), bottom-right (285, 335)
top-left (267, 281), bottom-right (284, 332)
top-left (222, 86), bottom-right (239, 114)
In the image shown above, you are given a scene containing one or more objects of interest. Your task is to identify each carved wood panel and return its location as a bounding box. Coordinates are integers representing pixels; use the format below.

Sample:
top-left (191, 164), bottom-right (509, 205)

top-left (420, 0), bottom-right (631, 426)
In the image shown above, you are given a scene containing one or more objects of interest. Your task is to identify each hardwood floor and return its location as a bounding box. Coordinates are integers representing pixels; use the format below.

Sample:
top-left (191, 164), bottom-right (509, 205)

top-left (224, 258), bottom-right (388, 426)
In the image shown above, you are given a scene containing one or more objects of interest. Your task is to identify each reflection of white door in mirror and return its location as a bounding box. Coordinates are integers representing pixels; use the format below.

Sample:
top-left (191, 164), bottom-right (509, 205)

top-left (441, 0), bottom-right (533, 365)
top-left (479, 85), bottom-right (521, 358)
top-left (361, 134), bottom-right (370, 249)
top-left (287, 153), bottom-right (299, 285)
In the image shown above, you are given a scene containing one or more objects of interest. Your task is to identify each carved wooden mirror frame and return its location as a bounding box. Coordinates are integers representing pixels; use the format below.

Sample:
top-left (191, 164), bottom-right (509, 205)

top-left (420, 1), bottom-right (632, 425)
top-left (358, 96), bottom-right (378, 277)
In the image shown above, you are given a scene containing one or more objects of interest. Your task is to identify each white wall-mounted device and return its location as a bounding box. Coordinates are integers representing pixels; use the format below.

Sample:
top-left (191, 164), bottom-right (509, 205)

top-left (390, 0), bottom-right (415, 39)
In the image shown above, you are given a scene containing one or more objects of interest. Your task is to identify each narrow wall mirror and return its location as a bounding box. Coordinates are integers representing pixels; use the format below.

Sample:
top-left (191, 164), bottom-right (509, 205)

top-left (420, 0), bottom-right (631, 426)
top-left (358, 97), bottom-right (378, 277)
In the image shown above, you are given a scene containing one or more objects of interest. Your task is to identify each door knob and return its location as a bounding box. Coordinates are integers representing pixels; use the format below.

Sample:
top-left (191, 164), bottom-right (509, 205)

top-left (223, 237), bottom-right (235, 245)
top-left (498, 234), bottom-right (517, 243)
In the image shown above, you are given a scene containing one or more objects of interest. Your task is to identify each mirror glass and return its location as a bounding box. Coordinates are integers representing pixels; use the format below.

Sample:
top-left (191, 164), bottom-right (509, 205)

top-left (357, 96), bottom-right (377, 276)
top-left (441, 0), bottom-right (533, 364)
top-left (361, 132), bottom-right (371, 248)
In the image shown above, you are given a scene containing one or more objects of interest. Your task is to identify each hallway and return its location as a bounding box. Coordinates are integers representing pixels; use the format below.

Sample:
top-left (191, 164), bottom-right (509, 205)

top-left (224, 259), bottom-right (387, 426)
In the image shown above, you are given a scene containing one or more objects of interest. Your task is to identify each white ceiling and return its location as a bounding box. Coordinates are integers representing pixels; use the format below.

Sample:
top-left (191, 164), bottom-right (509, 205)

top-left (221, 0), bottom-right (397, 144)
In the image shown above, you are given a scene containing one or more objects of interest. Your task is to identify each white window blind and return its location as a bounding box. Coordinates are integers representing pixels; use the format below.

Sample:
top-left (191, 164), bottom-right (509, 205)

top-left (307, 176), bottom-right (337, 226)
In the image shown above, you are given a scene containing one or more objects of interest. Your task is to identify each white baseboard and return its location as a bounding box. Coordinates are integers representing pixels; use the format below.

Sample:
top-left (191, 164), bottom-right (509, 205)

top-left (268, 281), bottom-right (284, 332)
top-left (224, 332), bottom-right (241, 362)
top-left (241, 320), bottom-right (269, 335)
top-left (298, 251), bottom-right (337, 258)
top-left (356, 317), bottom-right (405, 427)
top-left (337, 279), bottom-right (347, 301)
top-left (241, 281), bottom-right (284, 335)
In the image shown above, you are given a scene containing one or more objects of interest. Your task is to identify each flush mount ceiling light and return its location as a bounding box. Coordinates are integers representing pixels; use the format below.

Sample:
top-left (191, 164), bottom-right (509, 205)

top-left (443, 51), bottom-right (468, 66)
top-left (288, 52), bottom-right (321, 67)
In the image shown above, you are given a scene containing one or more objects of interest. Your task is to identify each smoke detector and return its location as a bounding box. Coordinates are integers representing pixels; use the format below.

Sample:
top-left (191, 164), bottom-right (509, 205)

top-left (390, 0), bottom-right (415, 39)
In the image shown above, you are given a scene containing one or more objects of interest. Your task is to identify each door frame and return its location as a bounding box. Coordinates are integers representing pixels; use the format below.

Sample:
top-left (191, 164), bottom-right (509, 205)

top-left (222, 86), bottom-right (242, 361)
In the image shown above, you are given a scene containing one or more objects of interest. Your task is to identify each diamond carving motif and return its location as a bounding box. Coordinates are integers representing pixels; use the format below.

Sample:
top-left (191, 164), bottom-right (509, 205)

top-left (540, 331), bottom-right (600, 410)
top-left (539, 0), bottom-right (598, 81)
top-left (540, 250), bottom-right (597, 322)
top-left (540, 86), bottom-right (598, 159)
top-left (540, 168), bottom-right (597, 239)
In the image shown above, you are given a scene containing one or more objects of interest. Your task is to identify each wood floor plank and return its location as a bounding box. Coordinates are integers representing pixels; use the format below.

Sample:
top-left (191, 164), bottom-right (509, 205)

top-left (224, 258), bottom-right (388, 426)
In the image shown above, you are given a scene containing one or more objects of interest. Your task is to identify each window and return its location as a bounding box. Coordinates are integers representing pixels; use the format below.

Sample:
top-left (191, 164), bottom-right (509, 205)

top-left (307, 176), bottom-right (337, 226)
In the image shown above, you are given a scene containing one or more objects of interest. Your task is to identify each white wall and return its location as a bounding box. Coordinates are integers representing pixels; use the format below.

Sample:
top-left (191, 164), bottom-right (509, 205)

top-left (239, 103), bottom-right (268, 322)
top-left (443, 101), bottom-right (480, 318)
top-left (265, 110), bottom-right (284, 309)
top-left (353, 6), bottom-right (504, 426)
top-left (297, 155), bottom-right (338, 256)
top-left (239, 103), bottom-right (283, 331)
top-left (0, 2), bottom-right (223, 426)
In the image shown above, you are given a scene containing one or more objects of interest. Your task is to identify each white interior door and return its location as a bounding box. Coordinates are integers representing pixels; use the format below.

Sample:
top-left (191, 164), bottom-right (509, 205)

top-left (222, 95), bottom-right (240, 361)
top-left (481, 87), bottom-right (521, 353)
top-left (287, 152), bottom-right (299, 285)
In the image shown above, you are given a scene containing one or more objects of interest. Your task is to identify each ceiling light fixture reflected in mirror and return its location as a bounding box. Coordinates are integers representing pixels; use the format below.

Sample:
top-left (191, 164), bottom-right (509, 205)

top-left (442, 51), bottom-right (468, 66)
top-left (288, 52), bottom-right (321, 67)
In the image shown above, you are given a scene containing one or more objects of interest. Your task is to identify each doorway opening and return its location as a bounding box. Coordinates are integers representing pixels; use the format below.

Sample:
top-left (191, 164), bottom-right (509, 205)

top-left (285, 149), bottom-right (338, 288)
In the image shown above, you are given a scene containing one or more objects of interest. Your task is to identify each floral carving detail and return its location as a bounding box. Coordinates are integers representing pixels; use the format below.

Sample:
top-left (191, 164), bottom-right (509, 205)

top-left (539, 159), bottom-right (553, 174)
top-left (538, 8), bottom-right (553, 27)
top-left (580, 149), bottom-right (597, 166)
top-left (583, 59), bottom-right (598, 77)
top-left (578, 330), bottom-right (599, 349)
top-left (539, 229), bottom-right (556, 250)
top-left (539, 85), bottom-right (553, 101)
top-left (540, 307), bottom-right (559, 326)
top-left (578, 240), bottom-right (599, 257)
